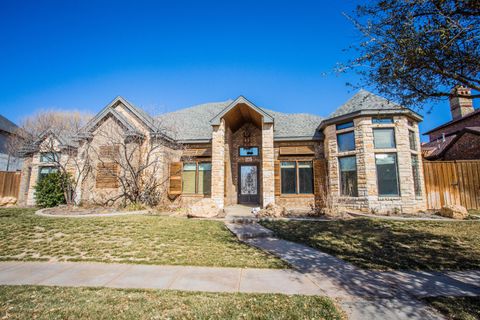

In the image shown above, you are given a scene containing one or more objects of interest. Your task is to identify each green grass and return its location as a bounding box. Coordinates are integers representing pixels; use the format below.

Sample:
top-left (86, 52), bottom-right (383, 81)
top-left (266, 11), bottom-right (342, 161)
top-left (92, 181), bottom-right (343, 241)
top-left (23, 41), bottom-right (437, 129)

top-left (260, 219), bottom-right (480, 271)
top-left (422, 296), bottom-right (480, 320)
top-left (0, 285), bottom-right (344, 320)
top-left (0, 208), bottom-right (285, 268)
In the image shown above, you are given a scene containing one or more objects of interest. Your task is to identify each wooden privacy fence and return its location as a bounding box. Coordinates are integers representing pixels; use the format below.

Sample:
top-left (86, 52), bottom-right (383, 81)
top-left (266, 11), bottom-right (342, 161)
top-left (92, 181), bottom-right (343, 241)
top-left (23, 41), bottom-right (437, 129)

top-left (423, 160), bottom-right (480, 210)
top-left (0, 171), bottom-right (21, 198)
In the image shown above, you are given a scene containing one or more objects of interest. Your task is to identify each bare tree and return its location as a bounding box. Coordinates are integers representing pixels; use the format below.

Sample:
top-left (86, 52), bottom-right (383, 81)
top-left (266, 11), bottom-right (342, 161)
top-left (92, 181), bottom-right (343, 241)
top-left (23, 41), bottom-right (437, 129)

top-left (338, 0), bottom-right (480, 109)
top-left (90, 118), bottom-right (184, 207)
top-left (9, 110), bottom-right (93, 206)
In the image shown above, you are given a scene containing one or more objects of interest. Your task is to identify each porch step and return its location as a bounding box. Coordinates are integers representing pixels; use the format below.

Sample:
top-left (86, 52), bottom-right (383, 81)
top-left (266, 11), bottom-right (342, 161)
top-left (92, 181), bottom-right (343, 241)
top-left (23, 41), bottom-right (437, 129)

top-left (225, 216), bottom-right (258, 224)
top-left (225, 223), bottom-right (274, 241)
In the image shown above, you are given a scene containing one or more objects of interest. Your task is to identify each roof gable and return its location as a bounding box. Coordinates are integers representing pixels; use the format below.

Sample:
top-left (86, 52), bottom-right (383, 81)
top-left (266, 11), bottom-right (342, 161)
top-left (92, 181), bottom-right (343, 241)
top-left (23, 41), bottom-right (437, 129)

top-left (83, 96), bottom-right (156, 134)
top-left (210, 96), bottom-right (274, 126)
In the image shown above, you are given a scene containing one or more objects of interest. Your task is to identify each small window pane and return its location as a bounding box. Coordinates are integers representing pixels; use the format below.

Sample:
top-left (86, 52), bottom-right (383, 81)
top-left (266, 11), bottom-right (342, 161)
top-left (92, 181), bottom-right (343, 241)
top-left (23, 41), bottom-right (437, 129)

top-left (281, 161), bottom-right (296, 194)
top-left (375, 154), bottom-right (400, 196)
top-left (374, 128), bottom-right (396, 149)
top-left (372, 117), bottom-right (393, 124)
top-left (239, 147), bottom-right (259, 157)
top-left (197, 163), bottom-right (211, 194)
top-left (337, 131), bottom-right (355, 152)
top-left (40, 152), bottom-right (59, 163)
top-left (409, 130), bottom-right (417, 150)
top-left (182, 163), bottom-right (196, 193)
top-left (39, 166), bottom-right (58, 180)
top-left (336, 122), bottom-right (354, 130)
top-left (298, 161), bottom-right (313, 194)
top-left (339, 156), bottom-right (358, 197)
top-left (411, 155), bottom-right (421, 196)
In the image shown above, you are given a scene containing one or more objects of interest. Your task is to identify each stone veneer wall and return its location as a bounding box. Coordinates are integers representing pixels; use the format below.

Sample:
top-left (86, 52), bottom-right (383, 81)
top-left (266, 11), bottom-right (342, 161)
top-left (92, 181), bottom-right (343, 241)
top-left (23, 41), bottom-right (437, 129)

top-left (325, 115), bottom-right (426, 214)
top-left (261, 123), bottom-right (275, 206)
top-left (211, 119), bottom-right (226, 208)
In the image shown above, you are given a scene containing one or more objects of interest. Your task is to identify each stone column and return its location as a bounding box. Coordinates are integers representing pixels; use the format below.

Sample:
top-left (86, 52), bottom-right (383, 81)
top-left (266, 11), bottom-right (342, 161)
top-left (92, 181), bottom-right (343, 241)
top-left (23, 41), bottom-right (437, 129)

top-left (261, 122), bottom-right (275, 207)
top-left (211, 119), bottom-right (225, 209)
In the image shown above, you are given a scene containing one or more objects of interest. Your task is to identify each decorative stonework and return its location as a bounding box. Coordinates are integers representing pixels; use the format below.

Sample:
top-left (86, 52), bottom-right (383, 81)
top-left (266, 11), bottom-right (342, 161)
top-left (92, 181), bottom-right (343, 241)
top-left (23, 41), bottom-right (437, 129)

top-left (211, 119), bottom-right (226, 209)
top-left (261, 123), bottom-right (275, 206)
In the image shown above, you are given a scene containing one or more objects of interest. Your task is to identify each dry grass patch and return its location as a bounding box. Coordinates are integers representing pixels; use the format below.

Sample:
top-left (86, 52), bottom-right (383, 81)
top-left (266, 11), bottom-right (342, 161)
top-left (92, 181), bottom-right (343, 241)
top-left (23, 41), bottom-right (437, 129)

top-left (0, 208), bottom-right (285, 268)
top-left (0, 285), bottom-right (344, 320)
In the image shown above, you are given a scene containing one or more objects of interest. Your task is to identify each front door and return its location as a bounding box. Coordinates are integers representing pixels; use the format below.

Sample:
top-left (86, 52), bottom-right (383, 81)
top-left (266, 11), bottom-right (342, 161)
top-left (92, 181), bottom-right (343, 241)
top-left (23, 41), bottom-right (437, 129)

top-left (238, 164), bottom-right (259, 204)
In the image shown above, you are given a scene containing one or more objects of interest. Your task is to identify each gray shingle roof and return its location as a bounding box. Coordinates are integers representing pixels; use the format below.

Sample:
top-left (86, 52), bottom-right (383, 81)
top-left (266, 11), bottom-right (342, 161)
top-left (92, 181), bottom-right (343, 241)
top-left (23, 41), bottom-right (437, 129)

top-left (155, 100), bottom-right (323, 141)
top-left (328, 89), bottom-right (404, 119)
top-left (0, 115), bottom-right (18, 134)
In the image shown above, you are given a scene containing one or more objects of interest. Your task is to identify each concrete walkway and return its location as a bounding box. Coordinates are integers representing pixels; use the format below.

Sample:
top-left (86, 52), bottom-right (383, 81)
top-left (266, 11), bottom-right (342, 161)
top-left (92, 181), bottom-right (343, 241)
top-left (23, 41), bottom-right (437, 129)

top-left (0, 261), bottom-right (322, 295)
top-left (228, 223), bottom-right (480, 320)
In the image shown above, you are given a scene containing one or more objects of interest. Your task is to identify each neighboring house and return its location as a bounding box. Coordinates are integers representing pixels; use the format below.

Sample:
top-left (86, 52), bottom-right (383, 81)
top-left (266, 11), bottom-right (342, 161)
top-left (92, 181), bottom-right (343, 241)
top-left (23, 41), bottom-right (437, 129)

top-left (422, 86), bottom-right (480, 160)
top-left (0, 114), bottom-right (22, 171)
top-left (18, 90), bottom-right (426, 214)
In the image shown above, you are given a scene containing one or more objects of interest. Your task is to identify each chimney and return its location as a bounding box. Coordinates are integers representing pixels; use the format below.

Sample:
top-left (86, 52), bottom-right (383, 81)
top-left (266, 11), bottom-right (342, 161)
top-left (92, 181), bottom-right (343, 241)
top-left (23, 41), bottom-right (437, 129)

top-left (450, 85), bottom-right (474, 120)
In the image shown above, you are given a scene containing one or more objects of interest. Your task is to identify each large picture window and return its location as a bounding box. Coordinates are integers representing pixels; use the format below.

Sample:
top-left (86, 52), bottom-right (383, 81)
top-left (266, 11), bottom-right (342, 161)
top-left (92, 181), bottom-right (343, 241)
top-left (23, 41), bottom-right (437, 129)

top-left (375, 154), bottom-right (400, 196)
top-left (339, 156), bottom-right (358, 196)
top-left (281, 161), bottom-right (313, 194)
top-left (337, 131), bottom-right (355, 152)
top-left (411, 155), bottom-right (422, 196)
top-left (374, 128), bottom-right (396, 149)
top-left (182, 162), bottom-right (211, 194)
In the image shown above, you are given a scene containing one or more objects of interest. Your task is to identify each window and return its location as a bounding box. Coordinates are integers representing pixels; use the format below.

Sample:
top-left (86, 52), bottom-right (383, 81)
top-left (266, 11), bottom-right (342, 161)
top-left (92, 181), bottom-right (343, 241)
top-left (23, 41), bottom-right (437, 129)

top-left (375, 154), bottom-right (400, 196)
top-left (40, 152), bottom-right (59, 163)
top-left (182, 162), bottom-right (211, 194)
top-left (336, 121), bottom-right (354, 130)
top-left (239, 147), bottom-right (259, 157)
top-left (298, 162), bottom-right (313, 194)
top-left (372, 117), bottom-right (393, 124)
top-left (281, 162), bottom-right (296, 194)
top-left (339, 156), bottom-right (358, 196)
top-left (337, 131), bottom-right (355, 152)
top-left (411, 155), bottom-right (422, 196)
top-left (374, 128), bottom-right (396, 149)
top-left (409, 130), bottom-right (417, 150)
top-left (38, 166), bottom-right (58, 180)
top-left (280, 161), bottom-right (313, 194)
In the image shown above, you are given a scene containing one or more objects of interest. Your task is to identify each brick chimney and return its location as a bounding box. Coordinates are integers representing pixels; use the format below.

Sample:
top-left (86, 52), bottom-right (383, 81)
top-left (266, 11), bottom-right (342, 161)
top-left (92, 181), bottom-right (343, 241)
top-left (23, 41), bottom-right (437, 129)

top-left (450, 85), bottom-right (474, 120)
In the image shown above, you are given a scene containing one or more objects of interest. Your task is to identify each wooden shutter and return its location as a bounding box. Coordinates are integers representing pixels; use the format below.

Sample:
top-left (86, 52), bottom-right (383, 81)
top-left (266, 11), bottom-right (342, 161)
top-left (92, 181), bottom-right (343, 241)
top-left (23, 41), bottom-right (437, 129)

top-left (279, 146), bottom-right (315, 156)
top-left (96, 162), bottom-right (119, 188)
top-left (169, 162), bottom-right (183, 195)
top-left (274, 161), bottom-right (281, 196)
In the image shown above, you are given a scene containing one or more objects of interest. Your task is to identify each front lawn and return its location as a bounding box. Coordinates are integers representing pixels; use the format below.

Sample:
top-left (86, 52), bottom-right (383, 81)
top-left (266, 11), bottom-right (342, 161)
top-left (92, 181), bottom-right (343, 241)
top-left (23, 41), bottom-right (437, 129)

top-left (422, 296), bottom-right (480, 320)
top-left (260, 219), bottom-right (480, 271)
top-left (0, 208), bottom-right (285, 268)
top-left (0, 285), bottom-right (344, 320)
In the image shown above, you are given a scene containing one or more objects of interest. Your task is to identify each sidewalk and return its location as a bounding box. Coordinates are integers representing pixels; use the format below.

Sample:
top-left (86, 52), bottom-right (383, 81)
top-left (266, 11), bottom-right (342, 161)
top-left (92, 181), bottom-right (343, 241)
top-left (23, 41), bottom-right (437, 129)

top-left (0, 261), bottom-right (322, 295)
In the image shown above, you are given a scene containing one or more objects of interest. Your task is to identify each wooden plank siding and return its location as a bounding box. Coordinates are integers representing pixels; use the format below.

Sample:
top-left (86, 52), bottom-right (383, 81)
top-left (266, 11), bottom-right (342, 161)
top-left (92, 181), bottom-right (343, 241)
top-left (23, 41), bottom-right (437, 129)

top-left (0, 171), bottom-right (21, 198)
top-left (423, 160), bottom-right (480, 210)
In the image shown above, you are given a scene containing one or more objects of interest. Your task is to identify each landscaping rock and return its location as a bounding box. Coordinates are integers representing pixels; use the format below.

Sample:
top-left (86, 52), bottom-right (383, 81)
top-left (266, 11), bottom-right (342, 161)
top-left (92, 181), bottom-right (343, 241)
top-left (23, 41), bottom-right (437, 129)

top-left (438, 204), bottom-right (468, 220)
top-left (257, 203), bottom-right (287, 217)
top-left (187, 198), bottom-right (220, 218)
top-left (0, 197), bottom-right (17, 207)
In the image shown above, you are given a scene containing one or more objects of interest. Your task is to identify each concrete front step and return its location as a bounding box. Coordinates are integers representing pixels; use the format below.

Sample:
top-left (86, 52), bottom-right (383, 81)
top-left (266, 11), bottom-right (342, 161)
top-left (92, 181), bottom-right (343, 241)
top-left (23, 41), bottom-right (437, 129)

top-left (225, 223), bottom-right (274, 240)
top-left (225, 216), bottom-right (258, 224)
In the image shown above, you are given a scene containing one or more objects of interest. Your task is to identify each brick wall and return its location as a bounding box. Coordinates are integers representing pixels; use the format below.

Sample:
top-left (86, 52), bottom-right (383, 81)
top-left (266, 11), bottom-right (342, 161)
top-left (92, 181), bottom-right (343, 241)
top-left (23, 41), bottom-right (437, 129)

top-left (442, 132), bottom-right (480, 160)
top-left (428, 111), bottom-right (480, 141)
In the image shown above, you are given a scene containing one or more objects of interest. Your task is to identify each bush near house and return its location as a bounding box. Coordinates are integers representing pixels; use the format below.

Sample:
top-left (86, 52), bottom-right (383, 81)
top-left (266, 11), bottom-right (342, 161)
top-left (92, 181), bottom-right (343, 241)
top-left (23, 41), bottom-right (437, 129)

top-left (34, 172), bottom-right (66, 208)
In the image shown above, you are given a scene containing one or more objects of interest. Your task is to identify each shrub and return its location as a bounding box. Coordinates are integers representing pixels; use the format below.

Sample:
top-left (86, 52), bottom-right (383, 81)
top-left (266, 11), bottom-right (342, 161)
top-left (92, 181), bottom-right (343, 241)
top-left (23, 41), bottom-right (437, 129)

top-left (34, 172), bottom-right (66, 208)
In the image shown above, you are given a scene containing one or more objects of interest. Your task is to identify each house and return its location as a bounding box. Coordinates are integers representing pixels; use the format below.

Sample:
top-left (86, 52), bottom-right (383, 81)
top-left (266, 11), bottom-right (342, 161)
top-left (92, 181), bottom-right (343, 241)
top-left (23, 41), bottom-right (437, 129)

top-left (422, 86), bottom-right (480, 160)
top-left (18, 90), bottom-right (426, 214)
top-left (0, 115), bottom-right (22, 171)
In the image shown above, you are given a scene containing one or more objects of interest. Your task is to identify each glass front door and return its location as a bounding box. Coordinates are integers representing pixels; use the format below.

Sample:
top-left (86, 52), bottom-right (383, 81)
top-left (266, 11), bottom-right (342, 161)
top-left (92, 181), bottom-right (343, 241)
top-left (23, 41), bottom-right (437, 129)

top-left (238, 164), bottom-right (259, 204)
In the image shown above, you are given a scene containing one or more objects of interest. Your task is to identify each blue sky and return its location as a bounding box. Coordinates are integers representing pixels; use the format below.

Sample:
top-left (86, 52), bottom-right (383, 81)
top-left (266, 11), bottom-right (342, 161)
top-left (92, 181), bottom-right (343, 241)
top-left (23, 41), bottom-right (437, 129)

top-left (0, 0), bottom-right (456, 140)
